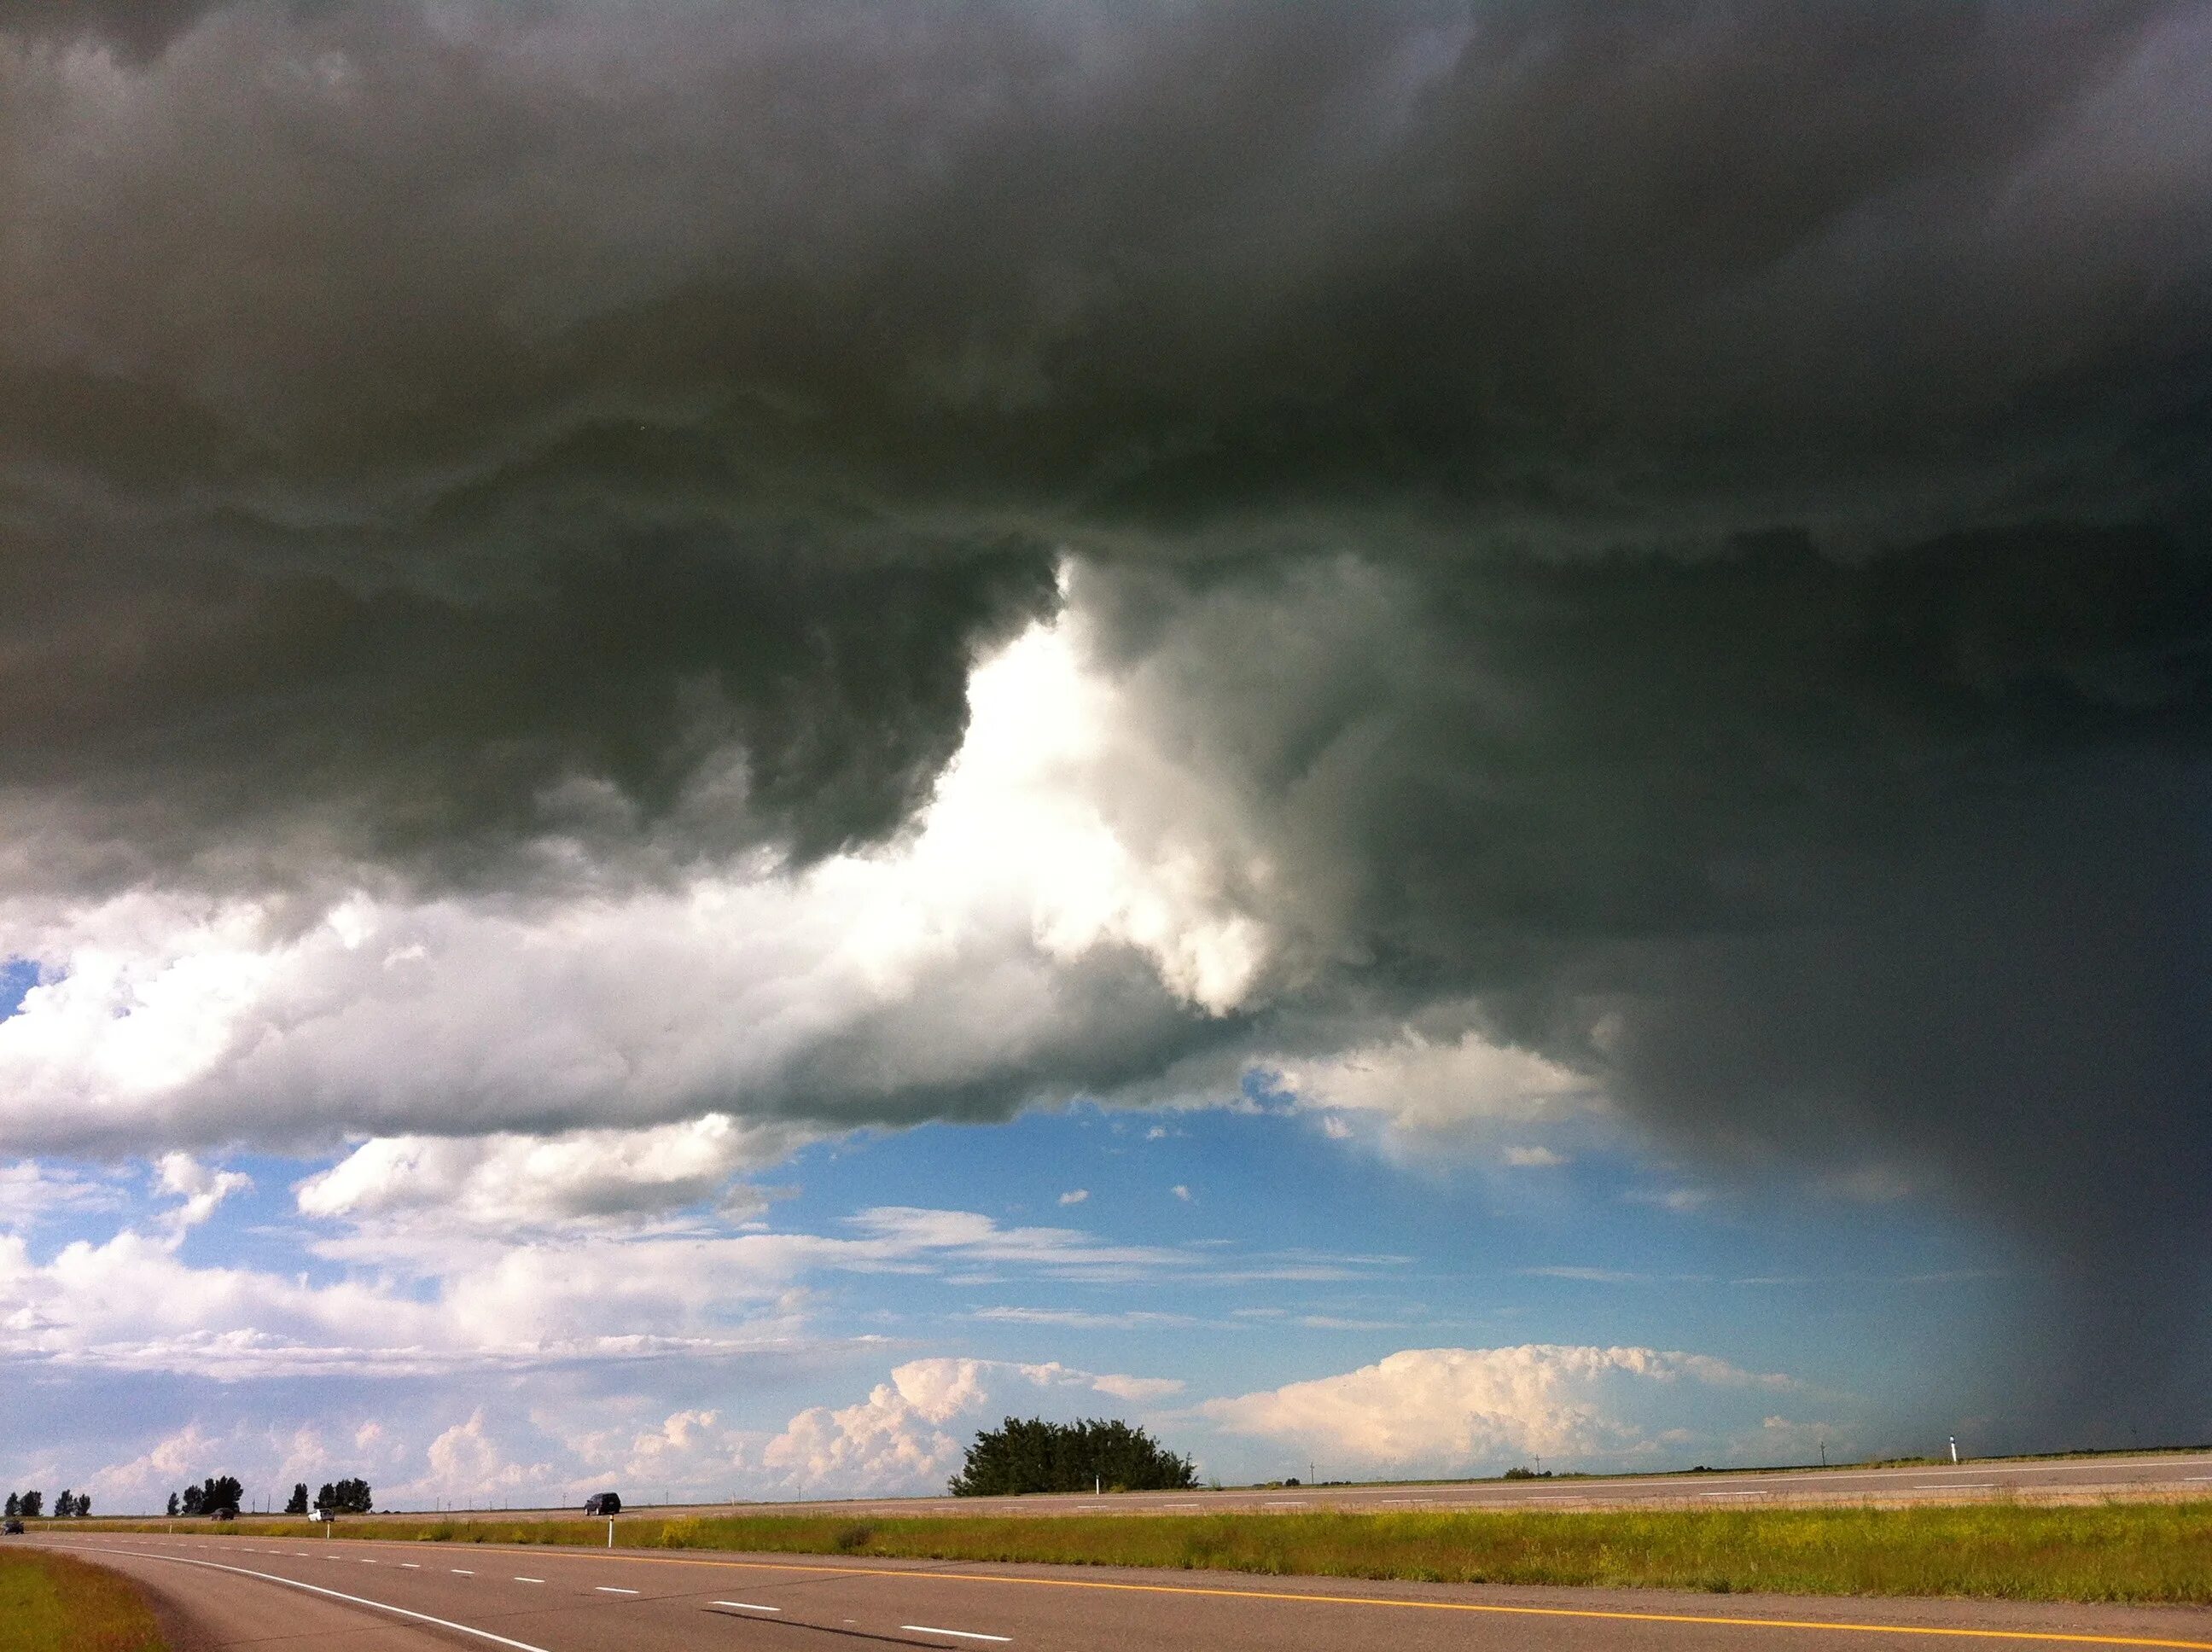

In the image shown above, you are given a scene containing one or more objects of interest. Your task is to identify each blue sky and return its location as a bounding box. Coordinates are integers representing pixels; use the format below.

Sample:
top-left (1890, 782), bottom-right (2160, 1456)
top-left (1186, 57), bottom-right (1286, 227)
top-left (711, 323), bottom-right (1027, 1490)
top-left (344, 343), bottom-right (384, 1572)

top-left (3, 1067), bottom-right (2020, 1514)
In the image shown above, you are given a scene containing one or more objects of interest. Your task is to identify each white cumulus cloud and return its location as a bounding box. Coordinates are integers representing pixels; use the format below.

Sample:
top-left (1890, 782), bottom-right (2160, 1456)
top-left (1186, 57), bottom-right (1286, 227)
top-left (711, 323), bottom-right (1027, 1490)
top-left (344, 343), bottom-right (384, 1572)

top-left (753, 1357), bottom-right (1182, 1497)
top-left (294, 1115), bottom-right (806, 1230)
top-left (1202, 1344), bottom-right (1795, 1474)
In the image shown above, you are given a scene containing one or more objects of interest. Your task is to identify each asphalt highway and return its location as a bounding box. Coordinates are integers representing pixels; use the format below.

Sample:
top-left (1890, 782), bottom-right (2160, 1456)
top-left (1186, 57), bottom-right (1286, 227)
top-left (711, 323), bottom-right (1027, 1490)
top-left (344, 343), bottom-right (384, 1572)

top-left (31, 1531), bottom-right (2212, 1652)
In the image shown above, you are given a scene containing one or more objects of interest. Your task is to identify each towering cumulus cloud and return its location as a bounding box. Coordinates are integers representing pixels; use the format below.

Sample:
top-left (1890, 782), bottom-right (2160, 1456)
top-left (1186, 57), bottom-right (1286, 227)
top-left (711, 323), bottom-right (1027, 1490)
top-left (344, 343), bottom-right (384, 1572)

top-left (2, 2), bottom-right (2208, 1440)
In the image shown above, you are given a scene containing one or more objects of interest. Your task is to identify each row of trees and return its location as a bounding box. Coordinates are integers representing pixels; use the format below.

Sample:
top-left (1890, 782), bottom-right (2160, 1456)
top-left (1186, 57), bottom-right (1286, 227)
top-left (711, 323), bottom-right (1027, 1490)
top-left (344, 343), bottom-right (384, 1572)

top-left (285, 1478), bottom-right (373, 1515)
top-left (949, 1417), bottom-right (1197, 1496)
top-left (162, 1475), bottom-right (372, 1516)
top-left (7, 1474), bottom-right (372, 1520)
top-left (6, 1490), bottom-right (91, 1518)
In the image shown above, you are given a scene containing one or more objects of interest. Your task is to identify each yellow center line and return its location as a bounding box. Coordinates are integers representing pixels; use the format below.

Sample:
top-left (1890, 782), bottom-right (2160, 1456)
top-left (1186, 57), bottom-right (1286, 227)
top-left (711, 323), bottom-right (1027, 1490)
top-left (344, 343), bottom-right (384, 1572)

top-left (305, 1539), bottom-right (2212, 1650)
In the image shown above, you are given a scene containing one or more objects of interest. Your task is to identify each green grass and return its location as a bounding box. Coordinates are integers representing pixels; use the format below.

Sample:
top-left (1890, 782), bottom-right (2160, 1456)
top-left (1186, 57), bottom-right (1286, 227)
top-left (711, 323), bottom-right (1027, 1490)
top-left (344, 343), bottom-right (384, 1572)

top-left (100, 1500), bottom-right (2212, 1606)
top-left (0, 1550), bottom-right (166, 1652)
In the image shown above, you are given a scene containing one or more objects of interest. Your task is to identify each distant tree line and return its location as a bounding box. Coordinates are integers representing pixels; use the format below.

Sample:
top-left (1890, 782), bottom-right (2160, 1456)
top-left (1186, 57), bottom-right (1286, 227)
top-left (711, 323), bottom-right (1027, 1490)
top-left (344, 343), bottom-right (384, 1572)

top-left (7, 1490), bottom-right (92, 1518)
top-left (169, 1475), bottom-right (244, 1517)
top-left (949, 1418), bottom-right (1197, 1496)
top-left (153, 1473), bottom-right (371, 1518)
top-left (6, 1490), bottom-right (92, 1518)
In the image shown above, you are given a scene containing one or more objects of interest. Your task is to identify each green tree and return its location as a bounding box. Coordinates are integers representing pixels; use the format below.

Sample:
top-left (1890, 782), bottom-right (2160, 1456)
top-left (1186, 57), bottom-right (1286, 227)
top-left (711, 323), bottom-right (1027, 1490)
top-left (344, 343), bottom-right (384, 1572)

top-left (285, 1482), bottom-right (309, 1515)
top-left (166, 1492), bottom-right (180, 1517)
top-left (329, 1477), bottom-right (373, 1515)
top-left (53, 1490), bottom-right (74, 1518)
top-left (949, 1417), bottom-right (1197, 1497)
top-left (73, 1491), bottom-right (90, 1517)
top-left (179, 1486), bottom-right (203, 1515)
top-left (4, 1493), bottom-right (17, 1518)
top-left (17, 1490), bottom-right (41, 1518)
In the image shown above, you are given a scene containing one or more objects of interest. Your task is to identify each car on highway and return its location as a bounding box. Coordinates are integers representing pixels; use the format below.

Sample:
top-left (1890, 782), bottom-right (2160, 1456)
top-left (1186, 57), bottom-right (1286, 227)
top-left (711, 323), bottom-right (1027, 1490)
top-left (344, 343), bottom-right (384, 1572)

top-left (3, 1517), bottom-right (22, 1534)
top-left (584, 1492), bottom-right (622, 1516)
top-left (212, 1508), bottom-right (236, 1521)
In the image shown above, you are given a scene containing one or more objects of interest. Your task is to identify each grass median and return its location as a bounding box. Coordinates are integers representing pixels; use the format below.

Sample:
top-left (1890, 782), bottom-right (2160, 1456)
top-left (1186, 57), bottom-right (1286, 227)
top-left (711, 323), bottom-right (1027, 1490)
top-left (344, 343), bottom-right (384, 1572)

top-left (0, 1549), bottom-right (166, 1652)
top-left (99, 1499), bottom-right (2212, 1606)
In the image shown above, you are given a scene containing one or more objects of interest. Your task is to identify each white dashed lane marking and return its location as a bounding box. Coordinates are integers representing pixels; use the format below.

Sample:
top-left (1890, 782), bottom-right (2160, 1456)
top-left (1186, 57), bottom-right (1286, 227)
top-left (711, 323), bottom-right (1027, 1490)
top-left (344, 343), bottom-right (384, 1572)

top-left (902, 1627), bottom-right (1012, 1643)
top-left (712, 1602), bottom-right (780, 1614)
top-left (67, 1546), bottom-right (550, 1652)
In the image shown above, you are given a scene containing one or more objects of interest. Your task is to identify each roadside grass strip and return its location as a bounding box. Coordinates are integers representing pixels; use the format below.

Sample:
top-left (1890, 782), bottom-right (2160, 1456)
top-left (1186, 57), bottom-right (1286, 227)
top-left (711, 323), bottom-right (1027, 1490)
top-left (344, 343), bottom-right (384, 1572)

top-left (0, 1550), bottom-right (166, 1652)
top-left (84, 1500), bottom-right (2212, 1607)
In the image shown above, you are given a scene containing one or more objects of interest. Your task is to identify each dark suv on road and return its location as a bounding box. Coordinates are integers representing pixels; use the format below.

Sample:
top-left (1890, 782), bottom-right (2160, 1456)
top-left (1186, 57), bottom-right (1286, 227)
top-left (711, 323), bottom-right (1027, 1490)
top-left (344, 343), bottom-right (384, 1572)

top-left (3, 1517), bottom-right (22, 1534)
top-left (584, 1492), bottom-right (621, 1516)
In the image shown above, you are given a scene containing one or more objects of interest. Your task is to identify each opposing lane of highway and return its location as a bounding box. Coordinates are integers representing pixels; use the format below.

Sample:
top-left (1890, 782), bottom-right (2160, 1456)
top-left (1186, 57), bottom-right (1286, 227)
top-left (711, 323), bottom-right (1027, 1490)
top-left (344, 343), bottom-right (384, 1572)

top-left (754, 1451), bottom-right (2212, 1519)
top-left (329, 1451), bottom-right (2212, 1527)
top-left (34, 1530), bottom-right (2212, 1652)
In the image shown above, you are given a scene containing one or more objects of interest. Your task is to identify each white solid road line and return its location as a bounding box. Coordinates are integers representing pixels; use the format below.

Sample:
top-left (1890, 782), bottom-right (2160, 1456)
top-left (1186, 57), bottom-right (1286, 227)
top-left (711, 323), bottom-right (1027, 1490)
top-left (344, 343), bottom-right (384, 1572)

top-left (901, 1627), bottom-right (1012, 1643)
top-left (596, 1585), bottom-right (640, 1594)
top-left (76, 1546), bottom-right (550, 1652)
top-left (713, 1601), bottom-right (781, 1612)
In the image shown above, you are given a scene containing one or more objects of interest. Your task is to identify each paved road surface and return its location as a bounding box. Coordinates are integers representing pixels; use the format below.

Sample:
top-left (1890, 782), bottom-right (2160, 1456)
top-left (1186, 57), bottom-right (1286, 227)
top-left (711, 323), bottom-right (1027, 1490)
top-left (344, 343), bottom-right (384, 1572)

top-left (371, 1450), bottom-right (2212, 1522)
top-left (31, 1531), bottom-right (2212, 1652)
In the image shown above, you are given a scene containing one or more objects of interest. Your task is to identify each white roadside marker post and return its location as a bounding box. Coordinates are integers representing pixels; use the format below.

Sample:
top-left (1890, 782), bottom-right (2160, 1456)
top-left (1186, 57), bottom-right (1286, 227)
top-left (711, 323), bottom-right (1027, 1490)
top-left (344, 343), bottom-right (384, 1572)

top-left (1950, 1436), bottom-right (1959, 1464)
top-left (606, 1517), bottom-right (614, 1550)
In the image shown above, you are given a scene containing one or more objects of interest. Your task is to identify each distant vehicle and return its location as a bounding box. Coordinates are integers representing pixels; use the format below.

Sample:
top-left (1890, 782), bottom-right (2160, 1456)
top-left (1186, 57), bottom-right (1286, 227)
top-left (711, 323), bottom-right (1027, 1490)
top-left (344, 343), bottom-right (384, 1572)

top-left (212, 1508), bottom-right (236, 1521)
top-left (584, 1492), bottom-right (622, 1516)
top-left (3, 1518), bottom-right (22, 1534)
top-left (310, 1508), bottom-right (327, 1521)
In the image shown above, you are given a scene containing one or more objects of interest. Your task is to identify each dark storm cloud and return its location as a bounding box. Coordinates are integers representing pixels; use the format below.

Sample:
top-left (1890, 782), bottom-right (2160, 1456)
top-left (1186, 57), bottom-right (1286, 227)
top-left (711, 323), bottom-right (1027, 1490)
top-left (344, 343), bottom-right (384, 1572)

top-left (3, 0), bottom-right (2205, 886)
top-left (0, 0), bottom-right (224, 61)
top-left (1068, 526), bottom-right (2212, 1440)
top-left (3, 2), bottom-right (2210, 1433)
